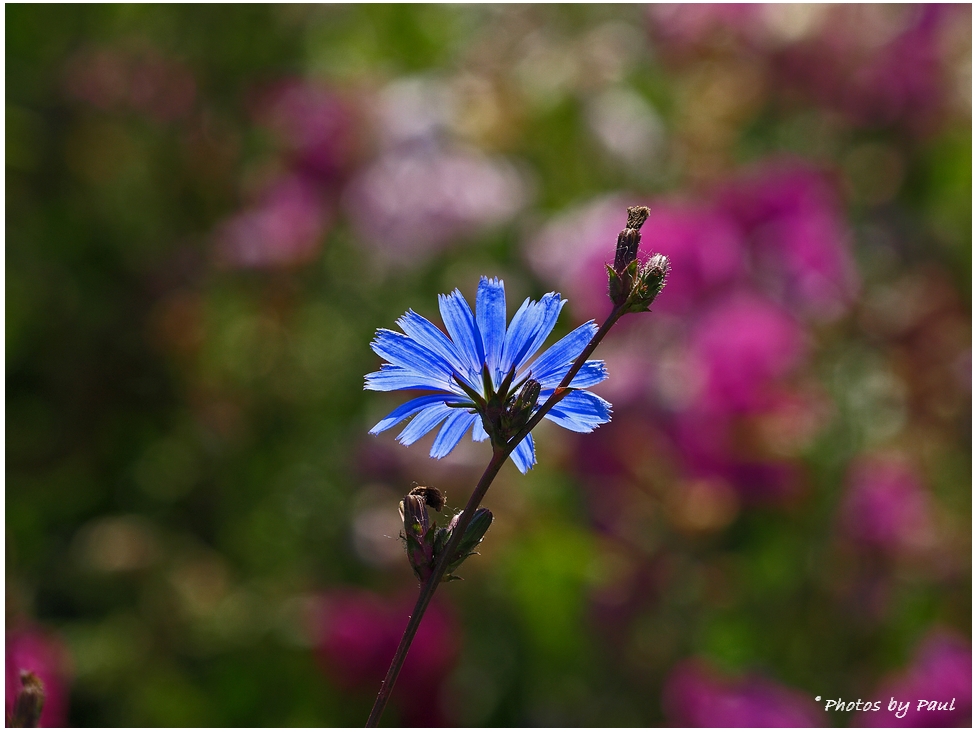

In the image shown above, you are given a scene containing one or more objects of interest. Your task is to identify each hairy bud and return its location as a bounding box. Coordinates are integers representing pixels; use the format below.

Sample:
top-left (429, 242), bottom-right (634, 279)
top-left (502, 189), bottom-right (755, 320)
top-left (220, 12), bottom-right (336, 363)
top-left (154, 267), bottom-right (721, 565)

top-left (607, 206), bottom-right (669, 312)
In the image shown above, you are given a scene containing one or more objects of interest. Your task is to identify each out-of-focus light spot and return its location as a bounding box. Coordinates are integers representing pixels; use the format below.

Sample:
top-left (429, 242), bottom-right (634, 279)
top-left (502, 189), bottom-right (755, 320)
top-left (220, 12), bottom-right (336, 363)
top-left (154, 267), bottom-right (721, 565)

top-left (580, 21), bottom-right (647, 87)
top-left (450, 73), bottom-right (505, 146)
top-left (753, 389), bottom-right (832, 458)
top-left (72, 516), bottom-right (160, 573)
top-left (376, 76), bottom-right (455, 146)
top-left (344, 146), bottom-right (526, 265)
top-left (586, 87), bottom-right (665, 170)
top-left (664, 477), bottom-right (740, 533)
top-left (514, 32), bottom-right (580, 110)
top-left (761, 4), bottom-right (829, 45)
top-left (168, 554), bottom-right (230, 618)
top-left (656, 346), bottom-right (705, 412)
top-left (847, 369), bottom-right (908, 446)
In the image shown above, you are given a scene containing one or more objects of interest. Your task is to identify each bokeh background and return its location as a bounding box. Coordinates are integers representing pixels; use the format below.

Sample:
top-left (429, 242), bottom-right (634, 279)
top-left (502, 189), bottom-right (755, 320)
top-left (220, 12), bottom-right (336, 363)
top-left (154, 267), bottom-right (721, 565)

top-left (6, 4), bottom-right (972, 727)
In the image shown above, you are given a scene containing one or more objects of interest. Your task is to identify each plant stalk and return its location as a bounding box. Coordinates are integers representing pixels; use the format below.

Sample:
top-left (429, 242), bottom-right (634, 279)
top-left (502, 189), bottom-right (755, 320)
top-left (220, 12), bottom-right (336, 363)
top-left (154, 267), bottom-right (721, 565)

top-left (365, 304), bottom-right (626, 727)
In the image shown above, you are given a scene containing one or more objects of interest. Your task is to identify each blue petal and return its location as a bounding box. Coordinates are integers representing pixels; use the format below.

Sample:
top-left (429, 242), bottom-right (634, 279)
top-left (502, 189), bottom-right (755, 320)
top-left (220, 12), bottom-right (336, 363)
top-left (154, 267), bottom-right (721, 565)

top-left (371, 329), bottom-right (457, 391)
top-left (472, 417), bottom-right (490, 442)
top-left (523, 321), bottom-right (598, 385)
top-left (397, 402), bottom-right (456, 446)
top-left (542, 390), bottom-right (612, 433)
top-left (370, 394), bottom-right (465, 434)
top-left (365, 365), bottom-right (456, 393)
top-left (509, 433), bottom-right (536, 473)
top-left (502, 292), bottom-right (565, 374)
top-left (476, 276), bottom-right (506, 386)
top-left (430, 410), bottom-right (477, 459)
top-left (397, 309), bottom-right (479, 390)
top-left (536, 359), bottom-right (608, 390)
top-left (438, 290), bottom-right (485, 384)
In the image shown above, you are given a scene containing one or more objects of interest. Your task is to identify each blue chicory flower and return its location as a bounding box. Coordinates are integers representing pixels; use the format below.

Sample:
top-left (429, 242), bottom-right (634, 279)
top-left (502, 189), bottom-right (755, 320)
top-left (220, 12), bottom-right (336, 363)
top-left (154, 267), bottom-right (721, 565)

top-left (365, 276), bottom-right (611, 473)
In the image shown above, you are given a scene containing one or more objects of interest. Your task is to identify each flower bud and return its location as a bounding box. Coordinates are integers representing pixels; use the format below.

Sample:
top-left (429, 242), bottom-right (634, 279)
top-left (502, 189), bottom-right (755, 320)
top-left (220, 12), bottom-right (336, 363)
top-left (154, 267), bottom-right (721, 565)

top-left (626, 253), bottom-right (669, 313)
top-left (9, 671), bottom-right (45, 728)
top-left (408, 485), bottom-right (445, 512)
top-left (612, 206), bottom-right (650, 272)
top-left (444, 507), bottom-right (494, 580)
top-left (502, 379), bottom-right (541, 438)
top-left (400, 493), bottom-right (435, 581)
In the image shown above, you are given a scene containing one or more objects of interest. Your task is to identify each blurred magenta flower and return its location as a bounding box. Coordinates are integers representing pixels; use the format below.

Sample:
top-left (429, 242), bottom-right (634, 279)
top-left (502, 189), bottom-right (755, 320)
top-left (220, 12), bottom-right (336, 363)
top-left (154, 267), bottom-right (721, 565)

top-left (527, 184), bottom-right (835, 505)
top-left (315, 589), bottom-right (459, 725)
top-left (344, 145), bottom-right (526, 265)
top-left (688, 292), bottom-right (808, 413)
top-left (528, 160), bottom-right (856, 324)
top-left (670, 408), bottom-right (801, 503)
top-left (663, 659), bottom-right (825, 727)
top-left (215, 174), bottom-right (331, 268)
top-left (777, 5), bottom-right (964, 132)
top-left (638, 205), bottom-right (746, 316)
top-left (855, 631), bottom-right (971, 727)
top-left (649, 4), bottom-right (966, 133)
top-left (252, 79), bottom-right (355, 182)
top-left (839, 456), bottom-right (937, 557)
top-left (718, 160), bottom-right (859, 321)
top-left (5, 627), bottom-right (72, 728)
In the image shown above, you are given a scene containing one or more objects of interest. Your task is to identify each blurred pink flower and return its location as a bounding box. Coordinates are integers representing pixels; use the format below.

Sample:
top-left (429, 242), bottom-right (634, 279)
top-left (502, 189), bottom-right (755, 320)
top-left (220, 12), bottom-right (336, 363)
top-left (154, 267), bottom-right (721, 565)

top-left (253, 80), bottom-right (355, 182)
top-left (663, 659), bottom-right (825, 727)
top-left (855, 631), bottom-right (971, 727)
top-left (215, 174), bottom-right (331, 268)
top-left (839, 456), bottom-right (938, 557)
top-left (315, 589), bottom-right (460, 725)
top-left (344, 145), bottom-right (526, 265)
top-left (6, 627), bottom-right (72, 728)
top-left (718, 160), bottom-right (859, 321)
